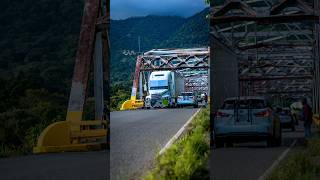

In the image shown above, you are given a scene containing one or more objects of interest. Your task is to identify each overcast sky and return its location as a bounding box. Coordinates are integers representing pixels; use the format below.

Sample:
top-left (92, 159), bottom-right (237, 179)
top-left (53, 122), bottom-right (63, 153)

top-left (111, 0), bottom-right (208, 20)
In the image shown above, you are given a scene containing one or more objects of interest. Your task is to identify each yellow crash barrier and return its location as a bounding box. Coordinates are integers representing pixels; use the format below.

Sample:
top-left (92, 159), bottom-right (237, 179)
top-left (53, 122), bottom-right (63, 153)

top-left (313, 114), bottom-right (320, 126)
top-left (120, 99), bottom-right (144, 110)
top-left (33, 120), bottom-right (107, 154)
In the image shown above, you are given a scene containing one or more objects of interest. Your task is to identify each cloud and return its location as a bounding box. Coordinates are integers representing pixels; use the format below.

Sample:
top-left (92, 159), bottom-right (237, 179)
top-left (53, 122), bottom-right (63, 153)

top-left (111, 0), bottom-right (208, 20)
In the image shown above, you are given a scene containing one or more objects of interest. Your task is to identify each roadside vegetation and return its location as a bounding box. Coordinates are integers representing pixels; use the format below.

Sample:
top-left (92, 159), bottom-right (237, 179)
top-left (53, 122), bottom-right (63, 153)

top-left (268, 135), bottom-right (320, 180)
top-left (143, 108), bottom-right (210, 180)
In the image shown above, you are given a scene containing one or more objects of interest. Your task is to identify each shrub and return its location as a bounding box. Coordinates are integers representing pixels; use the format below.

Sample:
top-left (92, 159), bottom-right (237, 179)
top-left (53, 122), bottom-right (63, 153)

top-left (144, 108), bottom-right (210, 180)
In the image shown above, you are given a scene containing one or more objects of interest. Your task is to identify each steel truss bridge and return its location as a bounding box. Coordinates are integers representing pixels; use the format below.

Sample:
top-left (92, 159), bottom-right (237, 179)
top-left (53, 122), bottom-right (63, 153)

top-left (210, 0), bottom-right (320, 115)
top-left (141, 48), bottom-right (210, 92)
top-left (121, 48), bottom-right (210, 110)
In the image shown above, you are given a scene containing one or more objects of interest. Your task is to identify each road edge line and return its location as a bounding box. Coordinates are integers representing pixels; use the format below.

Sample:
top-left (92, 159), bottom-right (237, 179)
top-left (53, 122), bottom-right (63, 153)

top-left (257, 139), bottom-right (297, 180)
top-left (159, 108), bottom-right (202, 155)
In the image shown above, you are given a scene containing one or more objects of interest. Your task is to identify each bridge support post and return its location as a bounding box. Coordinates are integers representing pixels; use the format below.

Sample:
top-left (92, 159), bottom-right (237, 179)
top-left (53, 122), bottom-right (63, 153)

top-left (94, 32), bottom-right (104, 121)
top-left (139, 72), bottom-right (143, 100)
top-left (34, 0), bottom-right (109, 154)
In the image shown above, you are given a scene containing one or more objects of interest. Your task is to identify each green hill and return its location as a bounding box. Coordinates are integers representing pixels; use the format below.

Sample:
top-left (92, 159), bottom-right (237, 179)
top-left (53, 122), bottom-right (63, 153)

top-left (110, 7), bottom-right (209, 86)
top-left (110, 8), bottom-right (209, 109)
top-left (161, 8), bottom-right (210, 48)
top-left (0, 0), bottom-right (83, 156)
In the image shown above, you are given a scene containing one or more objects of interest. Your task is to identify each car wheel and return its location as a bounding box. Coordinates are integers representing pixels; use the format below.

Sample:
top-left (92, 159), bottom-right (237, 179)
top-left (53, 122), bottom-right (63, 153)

top-left (276, 124), bottom-right (282, 146)
top-left (226, 141), bottom-right (233, 147)
top-left (267, 131), bottom-right (281, 147)
top-left (275, 134), bottom-right (282, 146)
top-left (267, 136), bottom-right (275, 147)
top-left (215, 138), bottom-right (224, 148)
top-left (269, 129), bottom-right (282, 147)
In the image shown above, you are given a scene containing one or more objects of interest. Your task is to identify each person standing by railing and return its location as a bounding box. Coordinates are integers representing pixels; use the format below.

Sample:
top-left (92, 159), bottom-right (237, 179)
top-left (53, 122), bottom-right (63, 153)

top-left (301, 98), bottom-right (313, 139)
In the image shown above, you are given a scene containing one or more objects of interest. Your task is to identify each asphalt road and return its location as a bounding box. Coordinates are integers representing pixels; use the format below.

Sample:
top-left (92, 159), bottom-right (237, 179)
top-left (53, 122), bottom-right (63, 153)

top-left (0, 150), bottom-right (109, 180)
top-left (110, 108), bottom-right (199, 180)
top-left (210, 124), bottom-right (307, 180)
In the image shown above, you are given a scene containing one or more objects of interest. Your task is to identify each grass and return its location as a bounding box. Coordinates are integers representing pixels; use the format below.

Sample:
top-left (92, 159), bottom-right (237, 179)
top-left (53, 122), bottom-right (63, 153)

top-left (267, 136), bottom-right (320, 180)
top-left (143, 108), bottom-right (210, 180)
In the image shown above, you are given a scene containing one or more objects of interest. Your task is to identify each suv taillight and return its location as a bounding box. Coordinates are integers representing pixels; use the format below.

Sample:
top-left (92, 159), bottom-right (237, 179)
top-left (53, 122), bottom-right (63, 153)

top-left (254, 110), bottom-right (271, 117)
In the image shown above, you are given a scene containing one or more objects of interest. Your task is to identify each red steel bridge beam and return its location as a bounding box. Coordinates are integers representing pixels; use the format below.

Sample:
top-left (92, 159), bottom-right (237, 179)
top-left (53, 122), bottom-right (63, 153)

top-left (66, 0), bottom-right (100, 124)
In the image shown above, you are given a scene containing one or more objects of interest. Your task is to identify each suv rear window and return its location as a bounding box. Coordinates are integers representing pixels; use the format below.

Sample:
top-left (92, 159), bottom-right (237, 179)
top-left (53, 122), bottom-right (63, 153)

top-left (222, 99), bottom-right (266, 109)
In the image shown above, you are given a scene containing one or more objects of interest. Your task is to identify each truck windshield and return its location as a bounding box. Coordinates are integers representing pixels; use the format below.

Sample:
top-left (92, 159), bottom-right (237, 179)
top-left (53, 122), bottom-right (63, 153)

top-left (149, 80), bottom-right (168, 90)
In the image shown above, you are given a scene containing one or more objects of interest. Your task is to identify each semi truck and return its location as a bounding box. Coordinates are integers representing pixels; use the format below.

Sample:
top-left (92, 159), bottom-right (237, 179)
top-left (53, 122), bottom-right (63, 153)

top-left (145, 71), bottom-right (184, 108)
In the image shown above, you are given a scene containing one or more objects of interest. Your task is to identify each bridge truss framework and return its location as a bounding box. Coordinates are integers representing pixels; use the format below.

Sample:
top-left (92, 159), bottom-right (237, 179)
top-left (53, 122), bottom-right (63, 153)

top-left (121, 48), bottom-right (210, 110)
top-left (210, 0), bottom-right (320, 114)
top-left (139, 48), bottom-right (210, 95)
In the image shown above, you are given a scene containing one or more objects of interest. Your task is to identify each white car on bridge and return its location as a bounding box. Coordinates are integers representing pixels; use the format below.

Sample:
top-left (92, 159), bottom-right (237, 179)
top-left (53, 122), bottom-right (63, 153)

top-left (214, 96), bottom-right (282, 148)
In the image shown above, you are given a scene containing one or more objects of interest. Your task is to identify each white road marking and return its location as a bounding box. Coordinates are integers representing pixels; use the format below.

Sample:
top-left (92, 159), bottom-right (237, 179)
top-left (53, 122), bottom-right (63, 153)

top-left (159, 108), bottom-right (202, 155)
top-left (257, 139), bottom-right (298, 180)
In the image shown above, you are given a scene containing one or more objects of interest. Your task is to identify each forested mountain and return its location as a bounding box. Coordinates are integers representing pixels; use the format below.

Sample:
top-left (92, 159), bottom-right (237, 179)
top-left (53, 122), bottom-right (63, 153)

top-left (110, 8), bottom-right (209, 109)
top-left (110, 8), bottom-right (209, 86)
top-left (0, 0), bottom-right (83, 156)
top-left (0, 0), bottom-right (208, 156)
